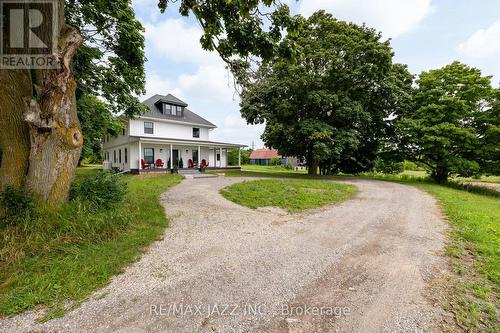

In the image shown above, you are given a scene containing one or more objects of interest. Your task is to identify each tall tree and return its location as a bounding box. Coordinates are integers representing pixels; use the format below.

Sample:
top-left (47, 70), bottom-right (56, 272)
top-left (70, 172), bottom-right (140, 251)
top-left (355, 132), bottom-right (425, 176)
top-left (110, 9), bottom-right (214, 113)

top-left (0, 0), bottom-right (295, 202)
top-left (66, 0), bottom-right (147, 163)
top-left (398, 61), bottom-right (495, 182)
top-left (240, 11), bottom-right (413, 175)
top-left (477, 88), bottom-right (500, 175)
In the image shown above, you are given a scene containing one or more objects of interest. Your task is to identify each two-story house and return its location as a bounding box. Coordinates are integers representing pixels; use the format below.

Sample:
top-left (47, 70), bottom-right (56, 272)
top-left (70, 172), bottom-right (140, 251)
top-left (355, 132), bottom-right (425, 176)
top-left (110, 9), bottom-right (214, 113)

top-left (103, 94), bottom-right (245, 172)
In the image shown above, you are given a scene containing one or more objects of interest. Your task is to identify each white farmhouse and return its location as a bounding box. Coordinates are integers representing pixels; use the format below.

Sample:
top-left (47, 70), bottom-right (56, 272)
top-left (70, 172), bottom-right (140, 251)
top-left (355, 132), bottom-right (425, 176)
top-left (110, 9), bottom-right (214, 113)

top-left (103, 94), bottom-right (245, 173)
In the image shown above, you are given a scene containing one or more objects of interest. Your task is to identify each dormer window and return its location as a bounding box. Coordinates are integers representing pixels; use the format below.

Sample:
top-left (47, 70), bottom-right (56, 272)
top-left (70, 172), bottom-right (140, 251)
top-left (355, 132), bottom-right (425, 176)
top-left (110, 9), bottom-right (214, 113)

top-left (162, 103), bottom-right (183, 116)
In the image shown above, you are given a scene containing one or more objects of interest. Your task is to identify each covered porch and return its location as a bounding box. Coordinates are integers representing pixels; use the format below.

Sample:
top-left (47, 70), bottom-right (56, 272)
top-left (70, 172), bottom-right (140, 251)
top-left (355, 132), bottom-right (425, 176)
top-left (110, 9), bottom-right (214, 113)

top-left (130, 137), bottom-right (245, 173)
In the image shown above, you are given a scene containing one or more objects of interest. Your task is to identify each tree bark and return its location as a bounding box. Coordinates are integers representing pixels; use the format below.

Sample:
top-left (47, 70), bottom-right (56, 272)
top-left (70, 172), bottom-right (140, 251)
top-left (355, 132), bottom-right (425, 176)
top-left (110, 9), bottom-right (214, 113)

top-left (0, 71), bottom-right (31, 189)
top-left (432, 165), bottom-right (449, 183)
top-left (0, 0), bottom-right (83, 203)
top-left (307, 159), bottom-right (319, 175)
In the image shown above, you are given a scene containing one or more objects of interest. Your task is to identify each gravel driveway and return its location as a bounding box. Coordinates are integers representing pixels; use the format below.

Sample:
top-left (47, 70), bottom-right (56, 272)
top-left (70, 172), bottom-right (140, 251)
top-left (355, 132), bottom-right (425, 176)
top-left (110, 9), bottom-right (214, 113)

top-left (0, 177), bottom-right (449, 333)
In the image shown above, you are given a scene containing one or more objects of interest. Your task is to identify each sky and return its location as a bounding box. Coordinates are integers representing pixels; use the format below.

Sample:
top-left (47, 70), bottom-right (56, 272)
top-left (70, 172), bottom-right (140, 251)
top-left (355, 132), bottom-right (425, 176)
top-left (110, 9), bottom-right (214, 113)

top-left (131, 0), bottom-right (500, 148)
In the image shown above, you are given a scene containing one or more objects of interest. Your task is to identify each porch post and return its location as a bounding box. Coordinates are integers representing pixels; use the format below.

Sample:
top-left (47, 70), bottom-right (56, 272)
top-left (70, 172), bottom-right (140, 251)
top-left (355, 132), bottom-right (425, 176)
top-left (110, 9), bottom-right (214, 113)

top-left (170, 144), bottom-right (173, 170)
top-left (219, 147), bottom-right (222, 168)
top-left (198, 145), bottom-right (201, 167)
top-left (138, 140), bottom-right (142, 169)
top-left (238, 147), bottom-right (241, 167)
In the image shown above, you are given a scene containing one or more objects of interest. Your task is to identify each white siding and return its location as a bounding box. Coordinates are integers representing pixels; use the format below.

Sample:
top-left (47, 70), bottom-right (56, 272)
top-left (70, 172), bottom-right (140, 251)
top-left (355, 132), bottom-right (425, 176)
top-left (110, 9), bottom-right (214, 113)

top-left (129, 118), bottom-right (210, 141)
top-left (104, 144), bottom-right (129, 170)
top-left (131, 144), bottom-right (227, 169)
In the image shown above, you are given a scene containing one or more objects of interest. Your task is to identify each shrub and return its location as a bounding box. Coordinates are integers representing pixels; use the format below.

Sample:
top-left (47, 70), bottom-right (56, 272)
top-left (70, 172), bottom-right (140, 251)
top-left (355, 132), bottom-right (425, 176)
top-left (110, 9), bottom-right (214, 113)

top-left (270, 156), bottom-right (279, 166)
top-left (179, 158), bottom-right (184, 168)
top-left (0, 186), bottom-right (37, 225)
top-left (373, 158), bottom-right (404, 174)
top-left (402, 160), bottom-right (425, 171)
top-left (285, 162), bottom-right (293, 170)
top-left (70, 171), bottom-right (126, 209)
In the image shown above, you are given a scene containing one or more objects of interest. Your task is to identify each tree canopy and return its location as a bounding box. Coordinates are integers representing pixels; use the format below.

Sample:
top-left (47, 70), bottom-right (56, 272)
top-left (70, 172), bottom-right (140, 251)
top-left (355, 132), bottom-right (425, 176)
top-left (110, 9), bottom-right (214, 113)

top-left (65, 0), bottom-right (147, 162)
top-left (240, 11), bottom-right (413, 175)
top-left (397, 61), bottom-right (496, 182)
top-left (158, 0), bottom-right (299, 84)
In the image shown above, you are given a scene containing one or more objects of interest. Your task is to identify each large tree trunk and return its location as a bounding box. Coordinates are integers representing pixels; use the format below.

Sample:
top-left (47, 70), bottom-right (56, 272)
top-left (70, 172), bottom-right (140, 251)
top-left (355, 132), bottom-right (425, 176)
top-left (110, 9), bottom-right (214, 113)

top-left (0, 71), bottom-right (31, 189)
top-left (0, 1), bottom-right (83, 203)
top-left (432, 165), bottom-right (449, 183)
top-left (307, 159), bottom-right (319, 175)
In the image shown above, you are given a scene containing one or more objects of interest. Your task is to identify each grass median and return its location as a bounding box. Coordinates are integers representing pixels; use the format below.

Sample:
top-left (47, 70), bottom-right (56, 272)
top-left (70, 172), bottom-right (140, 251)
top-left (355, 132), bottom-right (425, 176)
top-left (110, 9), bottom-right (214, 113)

top-left (220, 178), bottom-right (356, 213)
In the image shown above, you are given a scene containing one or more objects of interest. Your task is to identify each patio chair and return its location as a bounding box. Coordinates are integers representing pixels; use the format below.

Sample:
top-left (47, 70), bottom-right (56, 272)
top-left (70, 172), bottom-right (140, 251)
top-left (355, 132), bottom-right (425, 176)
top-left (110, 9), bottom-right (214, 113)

top-left (200, 159), bottom-right (209, 168)
top-left (141, 159), bottom-right (152, 169)
top-left (188, 159), bottom-right (194, 168)
top-left (155, 159), bottom-right (164, 168)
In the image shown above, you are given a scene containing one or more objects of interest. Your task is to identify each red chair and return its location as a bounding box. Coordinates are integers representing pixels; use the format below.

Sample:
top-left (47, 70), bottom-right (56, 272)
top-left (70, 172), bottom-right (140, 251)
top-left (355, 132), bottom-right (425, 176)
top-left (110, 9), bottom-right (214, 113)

top-left (155, 159), bottom-right (164, 168)
top-left (188, 159), bottom-right (194, 168)
top-left (141, 159), bottom-right (152, 169)
top-left (200, 159), bottom-right (209, 168)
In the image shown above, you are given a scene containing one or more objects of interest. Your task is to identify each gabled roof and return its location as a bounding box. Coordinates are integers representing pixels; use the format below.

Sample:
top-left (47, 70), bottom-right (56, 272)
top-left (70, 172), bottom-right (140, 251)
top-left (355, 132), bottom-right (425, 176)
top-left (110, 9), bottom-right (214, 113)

top-left (141, 94), bottom-right (217, 128)
top-left (250, 148), bottom-right (278, 159)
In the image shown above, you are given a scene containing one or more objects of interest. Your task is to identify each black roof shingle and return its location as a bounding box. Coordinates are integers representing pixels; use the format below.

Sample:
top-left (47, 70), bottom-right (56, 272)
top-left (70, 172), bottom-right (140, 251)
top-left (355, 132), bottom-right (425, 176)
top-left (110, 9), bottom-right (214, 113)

top-left (141, 94), bottom-right (217, 128)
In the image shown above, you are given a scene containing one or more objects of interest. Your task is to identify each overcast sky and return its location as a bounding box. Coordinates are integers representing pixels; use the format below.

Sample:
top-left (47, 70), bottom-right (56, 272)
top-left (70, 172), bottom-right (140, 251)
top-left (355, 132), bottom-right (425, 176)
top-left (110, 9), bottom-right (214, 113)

top-left (132, 0), bottom-right (500, 148)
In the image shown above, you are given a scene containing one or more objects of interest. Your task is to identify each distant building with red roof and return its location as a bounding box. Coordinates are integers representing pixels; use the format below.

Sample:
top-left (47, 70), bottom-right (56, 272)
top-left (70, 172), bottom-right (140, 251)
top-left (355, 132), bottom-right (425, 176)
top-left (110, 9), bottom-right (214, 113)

top-left (249, 148), bottom-right (278, 166)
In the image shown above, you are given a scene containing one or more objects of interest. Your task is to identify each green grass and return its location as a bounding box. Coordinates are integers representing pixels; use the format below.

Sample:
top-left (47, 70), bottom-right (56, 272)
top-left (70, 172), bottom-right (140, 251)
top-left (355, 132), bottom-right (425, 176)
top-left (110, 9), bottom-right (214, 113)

top-left (241, 164), bottom-right (307, 173)
top-left (409, 183), bottom-right (500, 332)
top-left (222, 169), bottom-right (499, 331)
top-left (0, 171), bottom-right (182, 319)
top-left (220, 179), bottom-right (356, 212)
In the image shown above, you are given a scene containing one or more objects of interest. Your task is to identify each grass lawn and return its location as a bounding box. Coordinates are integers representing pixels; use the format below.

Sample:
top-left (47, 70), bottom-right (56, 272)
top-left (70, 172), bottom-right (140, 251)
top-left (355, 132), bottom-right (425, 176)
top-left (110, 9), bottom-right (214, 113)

top-left (222, 170), bottom-right (499, 331)
top-left (411, 183), bottom-right (499, 331)
top-left (241, 164), bottom-right (307, 173)
top-left (220, 179), bottom-right (356, 212)
top-left (0, 170), bottom-right (182, 319)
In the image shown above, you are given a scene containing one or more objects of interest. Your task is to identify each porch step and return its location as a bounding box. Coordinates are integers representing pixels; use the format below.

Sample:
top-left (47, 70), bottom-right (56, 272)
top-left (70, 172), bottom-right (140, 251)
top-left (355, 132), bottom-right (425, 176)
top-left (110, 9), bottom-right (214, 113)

top-left (178, 168), bottom-right (201, 174)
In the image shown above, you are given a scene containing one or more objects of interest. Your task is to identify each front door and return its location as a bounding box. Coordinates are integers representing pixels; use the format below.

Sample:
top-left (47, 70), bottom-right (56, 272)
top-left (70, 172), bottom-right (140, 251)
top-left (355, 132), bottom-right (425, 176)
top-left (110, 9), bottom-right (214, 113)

top-left (172, 149), bottom-right (179, 167)
top-left (192, 150), bottom-right (199, 165)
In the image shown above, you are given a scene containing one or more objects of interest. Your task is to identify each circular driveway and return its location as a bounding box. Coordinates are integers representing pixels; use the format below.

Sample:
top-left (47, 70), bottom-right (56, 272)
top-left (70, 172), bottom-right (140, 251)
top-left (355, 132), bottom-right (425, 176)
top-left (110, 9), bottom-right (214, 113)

top-left (1, 177), bottom-right (449, 332)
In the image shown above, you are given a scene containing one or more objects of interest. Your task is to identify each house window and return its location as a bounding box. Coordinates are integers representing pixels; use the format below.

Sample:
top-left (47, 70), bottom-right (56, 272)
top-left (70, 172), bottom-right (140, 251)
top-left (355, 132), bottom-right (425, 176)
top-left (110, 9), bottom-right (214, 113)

top-left (119, 149), bottom-right (122, 163)
top-left (113, 150), bottom-right (117, 163)
top-left (124, 148), bottom-right (128, 163)
top-left (144, 122), bottom-right (153, 134)
top-left (193, 127), bottom-right (200, 138)
top-left (163, 103), bottom-right (172, 115)
top-left (217, 153), bottom-right (220, 161)
top-left (144, 148), bottom-right (154, 164)
top-left (122, 128), bottom-right (125, 136)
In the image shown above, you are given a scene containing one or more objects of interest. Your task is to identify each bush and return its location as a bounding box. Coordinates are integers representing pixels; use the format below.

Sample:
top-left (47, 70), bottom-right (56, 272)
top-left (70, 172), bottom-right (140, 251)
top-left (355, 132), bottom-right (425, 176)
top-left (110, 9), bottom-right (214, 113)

top-left (70, 171), bottom-right (126, 209)
top-left (0, 186), bottom-right (37, 225)
top-left (179, 158), bottom-right (184, 168)
top-left (270, 156), bottom-right (279, 166)
top-left (373, 158), bottom-right (404, 174)
top-left (402, 160), bottom-right (425, 171)
top-left (285, 162), bottom-right (293, 170)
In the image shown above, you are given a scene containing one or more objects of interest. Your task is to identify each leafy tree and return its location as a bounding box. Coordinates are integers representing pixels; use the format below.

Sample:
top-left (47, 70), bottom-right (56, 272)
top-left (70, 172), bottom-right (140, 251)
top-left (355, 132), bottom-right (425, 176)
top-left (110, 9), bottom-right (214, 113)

top-left (228, 149), bottom-right (253, 166)
top-left (77, 95), bottom-right (123, 164)
top-left (398, 61), bottom-right (495, 182)
top-left (478, 88), bottom-right (500, 175)
top-left (240, 11), bottom-right (413, 175)
top-left (67, 0), bottom-right (147, 163)
top-left (158, 0), bottom-right (298, 84)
